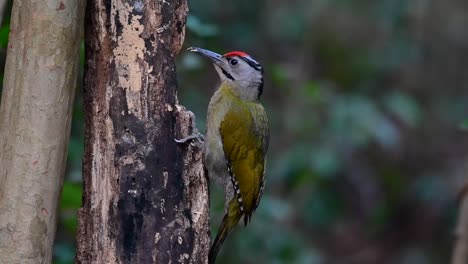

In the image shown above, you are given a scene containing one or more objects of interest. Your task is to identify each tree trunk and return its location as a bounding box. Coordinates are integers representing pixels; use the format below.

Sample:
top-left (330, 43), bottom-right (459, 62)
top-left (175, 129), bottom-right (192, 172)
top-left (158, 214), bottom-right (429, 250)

top-left (0, 1), bottom-right (85, 263)
top-left (452, 163), bottom-right (468, 264)
top-left (75, 1), bottom-right (210, 263)
top-left (0, 0), bottom-right (8, 27)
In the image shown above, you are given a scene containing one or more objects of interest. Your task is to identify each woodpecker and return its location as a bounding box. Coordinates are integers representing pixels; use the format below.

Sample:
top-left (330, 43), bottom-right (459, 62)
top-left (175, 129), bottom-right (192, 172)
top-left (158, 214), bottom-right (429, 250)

top-left (185, 47), bottom-right (269, 264)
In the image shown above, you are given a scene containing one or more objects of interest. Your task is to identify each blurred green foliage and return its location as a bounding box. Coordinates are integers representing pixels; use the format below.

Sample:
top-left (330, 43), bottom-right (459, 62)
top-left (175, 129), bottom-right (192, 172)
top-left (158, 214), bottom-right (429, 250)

top-left (0, 1), bottom-right (10, 98)
top-left (0, 0), bottom-right (466, 263)
top-left (177, 0), bottom-right (467, 263)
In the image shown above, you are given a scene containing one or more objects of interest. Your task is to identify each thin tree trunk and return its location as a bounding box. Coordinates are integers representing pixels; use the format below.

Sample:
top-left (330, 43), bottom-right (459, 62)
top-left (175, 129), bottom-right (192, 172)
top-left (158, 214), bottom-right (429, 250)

top-left (452, 162), bottom-right (468, 264)
top-left (75, 1), bottom-right (210, 263)
top-left (0, 1), bottom-right (85, 263)
top-left (0, 0), bottom-right (8, 27)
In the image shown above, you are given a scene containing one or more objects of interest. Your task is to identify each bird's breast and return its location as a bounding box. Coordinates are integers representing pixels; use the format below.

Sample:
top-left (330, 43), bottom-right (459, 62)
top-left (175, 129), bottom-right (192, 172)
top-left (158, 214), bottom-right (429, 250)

top-left (204, 91), bottom-right (231, 185)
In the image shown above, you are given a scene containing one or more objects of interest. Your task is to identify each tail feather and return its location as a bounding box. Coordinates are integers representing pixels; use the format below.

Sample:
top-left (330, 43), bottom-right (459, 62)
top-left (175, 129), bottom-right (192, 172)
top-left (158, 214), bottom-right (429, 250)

top-left (209, 201), bottom-right (242, 264)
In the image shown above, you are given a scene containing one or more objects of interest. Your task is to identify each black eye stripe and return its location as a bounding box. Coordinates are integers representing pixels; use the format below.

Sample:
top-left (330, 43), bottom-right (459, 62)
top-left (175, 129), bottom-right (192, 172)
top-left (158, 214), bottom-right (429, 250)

top-left (239, 57), bottom-right (263, 72)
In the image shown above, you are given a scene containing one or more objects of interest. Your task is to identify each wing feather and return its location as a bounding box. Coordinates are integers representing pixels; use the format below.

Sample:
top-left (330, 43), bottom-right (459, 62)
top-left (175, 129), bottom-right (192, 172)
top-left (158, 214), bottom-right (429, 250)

top-left (220, 102), bottom-right (268, 224)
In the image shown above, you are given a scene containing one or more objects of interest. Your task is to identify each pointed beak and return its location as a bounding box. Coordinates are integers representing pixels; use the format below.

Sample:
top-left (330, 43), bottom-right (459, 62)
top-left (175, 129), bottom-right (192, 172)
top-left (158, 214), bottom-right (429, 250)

top-left (187, 47), bottom-right (224, 66)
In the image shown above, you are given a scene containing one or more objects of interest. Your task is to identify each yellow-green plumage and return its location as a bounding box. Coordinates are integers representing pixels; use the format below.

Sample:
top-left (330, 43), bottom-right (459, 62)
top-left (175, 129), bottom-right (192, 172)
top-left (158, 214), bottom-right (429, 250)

top-left (209, 200), bottom-right (242, 264)
top-left (206, 84), bottom-right (269, 264)
top-left (220, 95), bottom-right (267, 219)
top-left (184, 46), bottom-right (268, 264)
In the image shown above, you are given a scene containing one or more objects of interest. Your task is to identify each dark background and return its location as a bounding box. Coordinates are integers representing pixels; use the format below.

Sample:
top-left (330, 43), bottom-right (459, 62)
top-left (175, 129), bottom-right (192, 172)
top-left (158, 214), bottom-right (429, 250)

top-left (1, 1), bottom-right (468, 263)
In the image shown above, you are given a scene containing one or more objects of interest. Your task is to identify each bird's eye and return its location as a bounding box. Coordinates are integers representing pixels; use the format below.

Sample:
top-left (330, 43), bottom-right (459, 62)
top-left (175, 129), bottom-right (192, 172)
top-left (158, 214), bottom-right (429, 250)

top-left (230, 59), bottom-right (238, 65)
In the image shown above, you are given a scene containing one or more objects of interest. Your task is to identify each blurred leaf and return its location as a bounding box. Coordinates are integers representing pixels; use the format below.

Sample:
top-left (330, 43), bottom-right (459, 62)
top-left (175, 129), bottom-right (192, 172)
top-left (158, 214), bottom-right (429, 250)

top-left (384, 91), bottom-right (422, 127)
top-left (315, 32), bottom-right (377, 89)
top-left (274, 146), bottom-right (321, 190)
top-left (59, 182), bottom-right (81, 234)
top-left (380, 166), bottom-right (406, 201)
top-left (369, 202), bottom-right (393, 233)
top-left (68, 136), bottom-right (83, 161)
top-left (330, 95), bottom-right (400, 149)
top-left (60, 181), bottom-right (82, 210)
top-left (0, 23), bottom-right (9, 49)
top-left (181, 52), bottom-right (204, 70)
top-left (309, 145), bottom-right (340, 178)
top-left (262, 196), bottom-right (292, 222)
top-left (79, 40), bottom-right (85, 66)
top-left (265, 233), bottom-right (302, 263)
top-left (53, 243), bottom-right (75, 264)
top-left (460, 119), bottom-right (468, 131)
top-left (187, 15), bottom-right (219, 37)
top-left (270, 64), bottom-right (288, 88)
top-left (61, 215), bottom-right (78, 235)
top-left (304, 188), bottom-right (343, 229)
top-left (412, 175), bottom-right (450, 204)
top-left (304, 81), bottom-right (326, 104)
top-left (267, 6), bottom-right (306, 42)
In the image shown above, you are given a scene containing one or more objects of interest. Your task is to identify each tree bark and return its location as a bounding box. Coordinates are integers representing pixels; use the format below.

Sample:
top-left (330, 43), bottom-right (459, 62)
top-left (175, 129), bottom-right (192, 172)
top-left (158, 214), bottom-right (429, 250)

top-left (75, 1), bottom-right (210, 263)
top-left (0, 1), bottom-right (85, 263)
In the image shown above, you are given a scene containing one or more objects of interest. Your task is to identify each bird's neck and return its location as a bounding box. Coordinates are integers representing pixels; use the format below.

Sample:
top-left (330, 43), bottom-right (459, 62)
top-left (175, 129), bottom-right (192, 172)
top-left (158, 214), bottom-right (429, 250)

top-left (218, 81), bottom-right (259, 102)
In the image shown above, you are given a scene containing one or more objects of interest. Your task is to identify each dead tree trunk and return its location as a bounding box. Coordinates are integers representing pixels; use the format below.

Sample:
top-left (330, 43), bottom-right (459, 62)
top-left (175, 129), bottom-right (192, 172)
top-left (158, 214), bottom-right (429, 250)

top-left (75, 1), bottom-right (210, 263)
top-left (0, 1), bottom-right (85, 263)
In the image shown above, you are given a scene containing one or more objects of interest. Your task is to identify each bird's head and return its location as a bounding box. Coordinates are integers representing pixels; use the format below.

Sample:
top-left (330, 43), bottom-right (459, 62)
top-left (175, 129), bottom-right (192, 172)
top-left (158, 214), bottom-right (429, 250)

top-left (188, 47), bottom-right (264, 101)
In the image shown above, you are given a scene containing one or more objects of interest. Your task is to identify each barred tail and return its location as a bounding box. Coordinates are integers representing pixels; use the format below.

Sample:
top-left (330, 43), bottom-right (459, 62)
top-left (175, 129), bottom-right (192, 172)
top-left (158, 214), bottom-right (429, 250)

top-left (209, 201), bottom-right (242, 264)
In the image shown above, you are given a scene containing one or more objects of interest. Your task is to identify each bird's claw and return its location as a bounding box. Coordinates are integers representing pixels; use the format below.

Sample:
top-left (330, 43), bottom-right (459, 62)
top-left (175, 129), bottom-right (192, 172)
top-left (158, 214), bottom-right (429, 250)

top-left (174, 132), bottom-right (205, 144)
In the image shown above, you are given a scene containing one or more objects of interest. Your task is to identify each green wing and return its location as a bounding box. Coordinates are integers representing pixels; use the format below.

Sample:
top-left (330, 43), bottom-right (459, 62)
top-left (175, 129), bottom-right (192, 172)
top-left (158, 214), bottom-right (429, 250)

top-left (220, 102), bottom-right (269, 224)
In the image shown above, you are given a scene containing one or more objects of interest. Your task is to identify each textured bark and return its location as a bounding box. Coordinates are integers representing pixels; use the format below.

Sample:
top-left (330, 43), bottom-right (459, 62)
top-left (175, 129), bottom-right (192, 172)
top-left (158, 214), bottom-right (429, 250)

top-left (0, 1), bottom-right (85, 263)
top-left (75, 1), bottom-right (209, 263)
top-left (452, 162), bottom-right (468, 264)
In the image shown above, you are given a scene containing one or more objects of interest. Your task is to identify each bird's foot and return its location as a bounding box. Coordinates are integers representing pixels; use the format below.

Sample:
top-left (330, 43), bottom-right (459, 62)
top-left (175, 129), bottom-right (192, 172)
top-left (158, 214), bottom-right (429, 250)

top-left (174, 131), bottom-right (205, 144)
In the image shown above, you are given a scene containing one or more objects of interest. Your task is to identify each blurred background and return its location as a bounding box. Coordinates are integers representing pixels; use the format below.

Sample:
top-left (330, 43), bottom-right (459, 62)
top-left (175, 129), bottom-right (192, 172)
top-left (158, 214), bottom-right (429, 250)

top-left (1, 0), bottom-right (468, 263)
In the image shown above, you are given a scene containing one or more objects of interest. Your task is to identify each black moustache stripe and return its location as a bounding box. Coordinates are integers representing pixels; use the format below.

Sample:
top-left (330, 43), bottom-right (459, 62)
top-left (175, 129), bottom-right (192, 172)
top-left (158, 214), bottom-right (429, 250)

top-left (221, 67), bottom-right (235, 80)
top-left (258, 78), bottom-right (264, 99)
